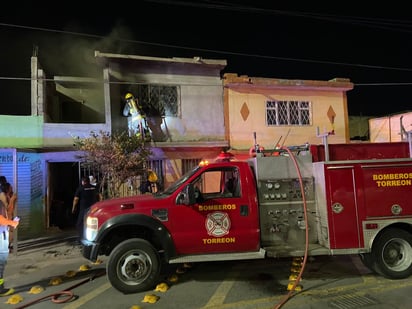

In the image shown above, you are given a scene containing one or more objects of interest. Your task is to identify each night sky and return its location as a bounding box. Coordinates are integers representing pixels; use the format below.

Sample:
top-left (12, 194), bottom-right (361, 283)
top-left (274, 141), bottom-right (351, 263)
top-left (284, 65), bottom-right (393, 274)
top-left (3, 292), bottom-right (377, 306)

top-left (1, 1), bottom-right (412, 116)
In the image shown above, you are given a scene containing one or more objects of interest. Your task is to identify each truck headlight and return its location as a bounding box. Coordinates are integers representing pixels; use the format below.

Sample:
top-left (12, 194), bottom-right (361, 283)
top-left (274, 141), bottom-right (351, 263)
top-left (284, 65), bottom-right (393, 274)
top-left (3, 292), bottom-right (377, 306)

top-left (85, 216), bottom-right (98, 241)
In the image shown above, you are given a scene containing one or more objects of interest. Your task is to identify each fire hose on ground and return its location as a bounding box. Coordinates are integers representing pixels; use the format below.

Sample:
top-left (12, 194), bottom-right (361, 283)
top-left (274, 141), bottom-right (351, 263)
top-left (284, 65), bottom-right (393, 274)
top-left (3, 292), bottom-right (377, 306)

top-left (15, 270), bottom-right (106, 309)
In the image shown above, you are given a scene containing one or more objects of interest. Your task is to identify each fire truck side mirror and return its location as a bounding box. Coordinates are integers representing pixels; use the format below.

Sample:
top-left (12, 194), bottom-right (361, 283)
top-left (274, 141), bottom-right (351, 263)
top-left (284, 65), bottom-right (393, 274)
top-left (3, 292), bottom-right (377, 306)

top-left (177, 184), bottom-right (196, 205)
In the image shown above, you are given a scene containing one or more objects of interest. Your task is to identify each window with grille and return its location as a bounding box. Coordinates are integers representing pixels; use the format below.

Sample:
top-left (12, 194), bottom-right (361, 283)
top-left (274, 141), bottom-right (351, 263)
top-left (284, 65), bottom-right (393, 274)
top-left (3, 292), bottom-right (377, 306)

top-left (266, 100), bottom-right (311, 126)
top-left (182, 158), bottom-right (202, 174)
top-left (136, 84), bottom-right (179, 117)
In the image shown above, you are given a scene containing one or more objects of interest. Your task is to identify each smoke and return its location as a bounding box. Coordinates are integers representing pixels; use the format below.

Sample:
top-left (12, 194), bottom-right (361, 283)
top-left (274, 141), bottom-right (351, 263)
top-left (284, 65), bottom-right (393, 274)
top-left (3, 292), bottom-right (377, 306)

top-left (0, 19), bottom-right (143, 115)
top-left (35, 20), bottom-right (138, 78)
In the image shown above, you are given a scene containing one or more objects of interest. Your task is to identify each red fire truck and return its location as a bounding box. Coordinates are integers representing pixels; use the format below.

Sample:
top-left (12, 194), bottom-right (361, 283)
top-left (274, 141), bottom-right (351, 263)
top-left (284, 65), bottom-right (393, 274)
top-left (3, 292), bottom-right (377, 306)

top-left (81, 134), bottom-right (412, 294)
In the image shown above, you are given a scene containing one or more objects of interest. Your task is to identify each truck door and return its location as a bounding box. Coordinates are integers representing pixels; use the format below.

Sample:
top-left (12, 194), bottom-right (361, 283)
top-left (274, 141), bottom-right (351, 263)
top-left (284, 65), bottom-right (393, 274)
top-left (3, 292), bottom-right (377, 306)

top-left (326, 165), bottom-right (361, 249)
top-left (171, 166), bottom-right (260, 255)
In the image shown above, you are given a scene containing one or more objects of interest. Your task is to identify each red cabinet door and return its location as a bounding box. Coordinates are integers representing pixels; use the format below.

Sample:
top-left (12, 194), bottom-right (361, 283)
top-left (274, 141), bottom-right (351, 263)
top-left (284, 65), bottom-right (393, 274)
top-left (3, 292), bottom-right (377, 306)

top-left (326, 165), bottom-right (361, 249)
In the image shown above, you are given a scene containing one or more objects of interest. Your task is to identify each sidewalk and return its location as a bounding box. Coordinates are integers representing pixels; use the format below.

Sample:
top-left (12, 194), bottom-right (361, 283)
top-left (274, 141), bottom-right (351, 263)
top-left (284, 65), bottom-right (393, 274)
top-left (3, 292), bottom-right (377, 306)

top-left (10, 227), bottom-right (79, 255)
top-left (5, 228), bottom-right (86, 284)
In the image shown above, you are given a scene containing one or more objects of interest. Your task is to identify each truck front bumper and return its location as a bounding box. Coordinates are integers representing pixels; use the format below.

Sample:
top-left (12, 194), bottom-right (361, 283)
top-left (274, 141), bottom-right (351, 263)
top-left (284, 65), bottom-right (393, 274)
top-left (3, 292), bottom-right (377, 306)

top-left (81, 239), bottom-right (100, 262)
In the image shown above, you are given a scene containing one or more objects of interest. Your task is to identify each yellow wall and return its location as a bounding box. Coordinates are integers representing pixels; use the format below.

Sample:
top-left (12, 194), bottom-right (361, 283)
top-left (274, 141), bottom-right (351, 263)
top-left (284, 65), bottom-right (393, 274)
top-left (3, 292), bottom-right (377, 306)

top-left (227, 88), bottom-right (349, 151)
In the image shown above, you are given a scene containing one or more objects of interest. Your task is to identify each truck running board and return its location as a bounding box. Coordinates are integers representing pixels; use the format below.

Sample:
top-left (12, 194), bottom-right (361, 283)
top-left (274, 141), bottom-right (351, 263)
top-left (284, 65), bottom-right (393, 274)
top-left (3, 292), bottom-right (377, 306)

top-left (264, 244), bottom-right (331, 258)
top-left (169, 248), bottom-right (266, 264)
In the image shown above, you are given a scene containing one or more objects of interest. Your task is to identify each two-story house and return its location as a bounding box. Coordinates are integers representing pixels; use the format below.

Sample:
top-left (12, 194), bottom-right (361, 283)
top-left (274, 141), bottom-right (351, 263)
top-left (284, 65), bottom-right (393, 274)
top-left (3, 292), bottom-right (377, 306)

top-left (0, 51), bottom-right (353, 240)
top-left (0, 53), bottom-right (228, 239)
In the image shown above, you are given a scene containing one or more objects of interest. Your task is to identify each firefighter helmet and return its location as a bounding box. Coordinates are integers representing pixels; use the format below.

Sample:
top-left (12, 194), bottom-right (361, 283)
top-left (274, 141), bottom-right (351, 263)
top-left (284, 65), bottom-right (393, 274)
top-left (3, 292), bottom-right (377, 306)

top-left (125, 93), bottom-right (134, 100)
top-left (148, 170), bottom-right (158, 183)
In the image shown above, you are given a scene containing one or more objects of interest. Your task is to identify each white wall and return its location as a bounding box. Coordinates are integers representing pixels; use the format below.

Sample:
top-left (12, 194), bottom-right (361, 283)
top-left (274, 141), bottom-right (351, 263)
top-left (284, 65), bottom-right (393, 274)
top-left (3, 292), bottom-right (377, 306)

top-left (369, 111), bottom-right (412, 142)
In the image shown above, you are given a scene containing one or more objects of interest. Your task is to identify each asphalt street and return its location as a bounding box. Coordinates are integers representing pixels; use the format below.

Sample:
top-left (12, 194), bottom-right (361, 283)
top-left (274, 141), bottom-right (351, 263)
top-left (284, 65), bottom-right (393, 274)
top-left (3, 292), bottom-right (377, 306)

top-left (2, 233), bottom-right (412, 309)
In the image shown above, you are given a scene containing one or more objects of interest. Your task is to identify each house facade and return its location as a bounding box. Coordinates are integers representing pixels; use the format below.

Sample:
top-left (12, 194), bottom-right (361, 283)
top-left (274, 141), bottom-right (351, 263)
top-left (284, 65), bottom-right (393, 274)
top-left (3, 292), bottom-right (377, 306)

top-left (222, 74), bottom-right (353, 158)
top-left (0, 52), bottom-right (354, 240)
top-left (0, 53), bottom-right (229, 239)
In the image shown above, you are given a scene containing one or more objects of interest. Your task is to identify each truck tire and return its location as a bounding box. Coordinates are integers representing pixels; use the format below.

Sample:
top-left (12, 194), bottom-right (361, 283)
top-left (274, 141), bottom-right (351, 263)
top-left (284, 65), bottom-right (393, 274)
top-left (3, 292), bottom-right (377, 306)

top-left (107, 238), bottom-right (161, 294)
top-left (371, 228), bottom-right (412, 279)
top-left (359, 253), bottom-right (382, 275)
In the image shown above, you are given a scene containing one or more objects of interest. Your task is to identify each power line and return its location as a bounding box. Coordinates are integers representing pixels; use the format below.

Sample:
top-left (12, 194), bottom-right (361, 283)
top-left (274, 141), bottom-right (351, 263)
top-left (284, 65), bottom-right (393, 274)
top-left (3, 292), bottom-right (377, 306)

top-left (143, 0), bottom-right (412, 33)
top-left (2, 75), bottom-right (412, 88)
top-left (1, 21), bottom-right (412, 76)
top-left (2, 3), bottom-right (412, 87)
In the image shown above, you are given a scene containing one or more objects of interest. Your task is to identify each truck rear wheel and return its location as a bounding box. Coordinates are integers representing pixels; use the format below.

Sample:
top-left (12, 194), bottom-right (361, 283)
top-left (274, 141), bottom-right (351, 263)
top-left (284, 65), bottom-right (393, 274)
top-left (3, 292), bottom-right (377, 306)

top-left (107, 238), bottom-right (161, 294)
top-left (371, 228), bottom-right (412, 279)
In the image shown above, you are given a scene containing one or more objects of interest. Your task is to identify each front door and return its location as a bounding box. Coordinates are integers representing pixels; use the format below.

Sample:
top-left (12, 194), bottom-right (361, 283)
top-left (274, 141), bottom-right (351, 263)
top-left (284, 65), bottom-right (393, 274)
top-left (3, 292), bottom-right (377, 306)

top-left (170, 166), bottom-right (260, 255)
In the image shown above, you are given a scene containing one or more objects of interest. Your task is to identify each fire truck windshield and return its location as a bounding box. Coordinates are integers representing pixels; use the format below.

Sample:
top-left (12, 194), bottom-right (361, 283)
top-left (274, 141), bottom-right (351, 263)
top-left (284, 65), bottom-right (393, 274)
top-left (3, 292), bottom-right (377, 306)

top-left (162, 166), bottom-right (201, 195)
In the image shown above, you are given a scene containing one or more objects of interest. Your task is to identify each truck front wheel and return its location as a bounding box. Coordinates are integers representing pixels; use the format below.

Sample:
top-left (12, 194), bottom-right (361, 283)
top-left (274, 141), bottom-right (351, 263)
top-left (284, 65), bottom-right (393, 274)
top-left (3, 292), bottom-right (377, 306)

top-left (372, 228), bottom-right (412, 279)
top-left (107, 238), bottom-right (161, 294)
top-left (359, 252), bottom-right (382, 275)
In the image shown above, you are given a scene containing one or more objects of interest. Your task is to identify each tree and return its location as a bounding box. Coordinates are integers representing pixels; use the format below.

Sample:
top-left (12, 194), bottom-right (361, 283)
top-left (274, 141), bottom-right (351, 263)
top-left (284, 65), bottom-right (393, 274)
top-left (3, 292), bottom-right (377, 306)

top-left (73, 130), bottom-right (152, 198)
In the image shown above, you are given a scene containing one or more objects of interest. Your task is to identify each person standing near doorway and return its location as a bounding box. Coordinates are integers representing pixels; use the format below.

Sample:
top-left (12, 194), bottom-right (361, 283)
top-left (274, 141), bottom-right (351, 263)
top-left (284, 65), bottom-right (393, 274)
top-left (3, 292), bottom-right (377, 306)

top-left (0, 187), bottom-right (19, 296)
top-left (0, 182), bottom-right (17, 250)
top-left (89, 175), bottom-right (103, 201)
top-left (71, 176), bottom-right (99, 242)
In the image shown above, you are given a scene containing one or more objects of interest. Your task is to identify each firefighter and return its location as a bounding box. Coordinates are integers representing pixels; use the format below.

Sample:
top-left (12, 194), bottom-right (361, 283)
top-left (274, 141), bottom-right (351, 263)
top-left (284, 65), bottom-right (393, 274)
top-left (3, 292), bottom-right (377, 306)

top-left (147, 169), bottom-right (159, 193)
top-left (139, 169), bottom-right (159, 194)
top-left (123, 92), bottom-right (148, 139)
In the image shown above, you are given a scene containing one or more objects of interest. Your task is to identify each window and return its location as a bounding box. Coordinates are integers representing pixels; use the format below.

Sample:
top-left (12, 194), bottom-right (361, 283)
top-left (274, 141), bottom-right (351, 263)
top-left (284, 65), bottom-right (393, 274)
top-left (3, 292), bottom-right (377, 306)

top-left (182, 159), bottom-right (202, 175)
top-left (193, 167), bottom-right (240, 202)
top-left (223, 168), bottom-right (240, 197)
top-left (136, 84), bottom-right (179, 117)
top-left (266, 100), bottom-right (311, 126)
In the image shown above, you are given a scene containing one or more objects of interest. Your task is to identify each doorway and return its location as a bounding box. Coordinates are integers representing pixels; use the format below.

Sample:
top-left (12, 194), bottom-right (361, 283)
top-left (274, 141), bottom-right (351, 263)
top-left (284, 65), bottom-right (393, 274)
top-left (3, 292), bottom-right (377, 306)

top-left (48, 162), bottom-right (80, 229)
